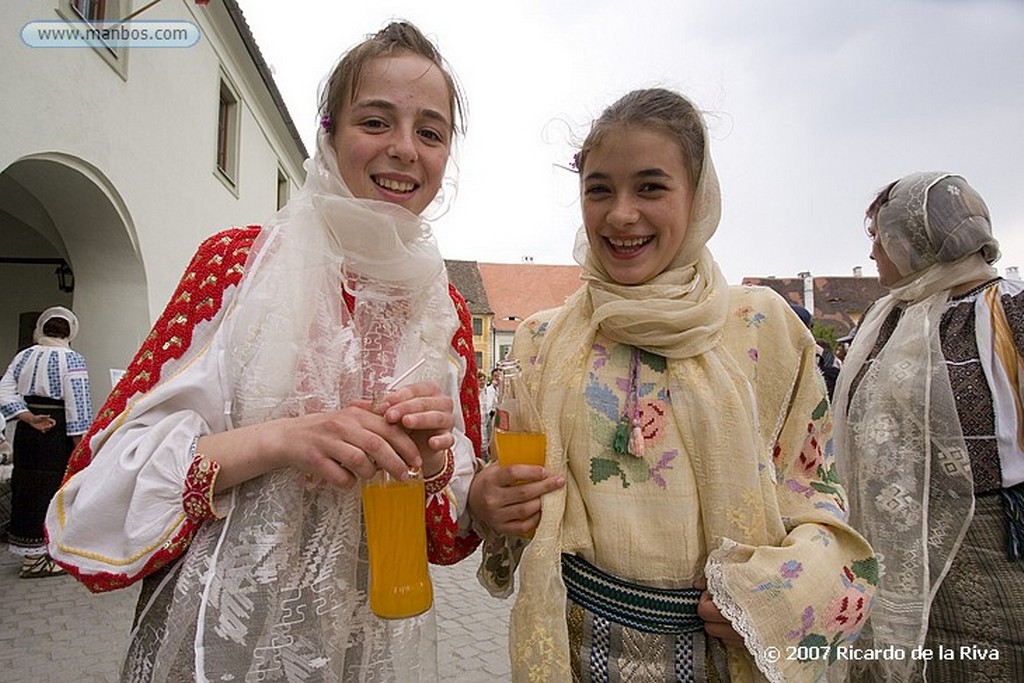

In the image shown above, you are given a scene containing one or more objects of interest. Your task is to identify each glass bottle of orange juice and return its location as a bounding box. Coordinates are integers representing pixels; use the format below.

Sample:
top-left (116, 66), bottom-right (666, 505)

top-left (492, 358), bottom-right (546, 470)
top-left (362, 469), bottom-right (433, 619)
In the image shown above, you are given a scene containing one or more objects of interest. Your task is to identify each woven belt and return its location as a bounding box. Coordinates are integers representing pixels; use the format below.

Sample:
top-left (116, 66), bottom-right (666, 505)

top-left (561, 553), bottom-right (703, 634)
top-left (25, 396), bottom-right (63, 410)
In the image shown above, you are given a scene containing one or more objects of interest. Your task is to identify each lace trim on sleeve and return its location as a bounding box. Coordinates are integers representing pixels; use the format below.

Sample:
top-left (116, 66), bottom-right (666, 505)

top-left (705, 539), bottom-right (785, 683)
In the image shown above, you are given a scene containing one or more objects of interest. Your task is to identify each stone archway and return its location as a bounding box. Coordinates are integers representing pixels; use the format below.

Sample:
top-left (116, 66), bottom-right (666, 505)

top-left (0, 154), bottom-right (150, 408)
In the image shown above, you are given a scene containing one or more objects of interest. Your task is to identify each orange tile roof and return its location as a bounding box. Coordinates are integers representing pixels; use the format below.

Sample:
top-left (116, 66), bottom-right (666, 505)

top-left (478, 262), bottom-right (583, 332)
top-left (741, 275), bottom-right (887, 336)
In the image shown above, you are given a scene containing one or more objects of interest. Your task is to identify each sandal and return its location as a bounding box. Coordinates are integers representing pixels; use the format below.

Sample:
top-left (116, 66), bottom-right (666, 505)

top-left (19, 554), bottom-right (66, 579)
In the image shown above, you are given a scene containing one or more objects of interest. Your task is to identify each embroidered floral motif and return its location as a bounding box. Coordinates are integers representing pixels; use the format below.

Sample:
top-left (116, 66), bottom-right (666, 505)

top-left (736, 305), bottom-right (766, 327)
top-left (752, 559), bottom-right (804, 596)
top-left (747, 347), bottom-right (759, 362)
top-left (512, 627), bottom-right (565, 680)
top-left (811, 527), bottom-right (833, 546)
top-left (585, 374), bottom-right (621, 423)
top-left (725, 487), bottom-right (762, 541)
top-left (523, 318), bottom-right (549, 341)
top-left (590, 449), bottom-right (678, 490)
top-left (585, 346), bottom-right (676, 490)
top-left (638, 399), bottom-right (667, 441)
top-left (778, 397), bottom-right (848, 521)
top-left (783, 557), bottom-right (879, 663)
top-left (647, 449), bottom-right (678, 488)
top-left (786, 605), bottom-right (818, 645)
top-left (824, 583), bottom-right (869, 637)
top-left (796, 422), bottom-right (824, 475)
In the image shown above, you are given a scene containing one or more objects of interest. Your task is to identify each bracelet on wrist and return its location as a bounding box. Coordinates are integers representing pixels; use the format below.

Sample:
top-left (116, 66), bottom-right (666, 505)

top-left (424, 448), bottom-right (455, 496)
top-left (183, 453), bottom-right (221, 522)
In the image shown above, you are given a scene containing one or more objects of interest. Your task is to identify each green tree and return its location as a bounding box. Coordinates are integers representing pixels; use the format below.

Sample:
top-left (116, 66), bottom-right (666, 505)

top-left (812, 322), bottom-right (838, 350)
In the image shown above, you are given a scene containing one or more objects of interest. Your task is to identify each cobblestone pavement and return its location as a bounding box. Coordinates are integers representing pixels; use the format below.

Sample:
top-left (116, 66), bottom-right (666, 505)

top-left (0, 549), bottom-right (511, 682)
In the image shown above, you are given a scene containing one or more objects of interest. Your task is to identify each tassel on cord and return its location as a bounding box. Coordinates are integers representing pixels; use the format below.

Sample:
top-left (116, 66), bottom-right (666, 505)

top-left (612, 417), bottom-right (631, 455)
top-left (628, 423), bottom-right (645, 457)
top-left (614, 346), bottom-right (645, 458)
top-left (1001, 483), bottom-right (1024, 560)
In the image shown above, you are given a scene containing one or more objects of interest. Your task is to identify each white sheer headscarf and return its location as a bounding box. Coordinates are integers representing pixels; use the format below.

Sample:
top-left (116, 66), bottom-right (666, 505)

top-left (34, 305), bottom-right (78, 346)
top-left (834, 172), bottom-right (998, 681)
top-left (124, 128), bottom-right (459, 683)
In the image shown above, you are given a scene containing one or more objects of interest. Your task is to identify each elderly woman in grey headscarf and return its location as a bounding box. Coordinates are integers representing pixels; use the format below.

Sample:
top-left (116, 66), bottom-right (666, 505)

top-left (834, 172), bottom-right (1024, 681)
top-left (0, 306), bottom-right (93, 577)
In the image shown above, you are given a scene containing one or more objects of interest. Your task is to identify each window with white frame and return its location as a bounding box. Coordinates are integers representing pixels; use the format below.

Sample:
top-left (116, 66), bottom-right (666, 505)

top-left (71, 0), bottom-right (106, 20)
top-left (60, 0), bottom-right (129, 77)
top-left (276, 168), bottom-right (289, 209)
top-left (216, 79), bottom-right (240, 186)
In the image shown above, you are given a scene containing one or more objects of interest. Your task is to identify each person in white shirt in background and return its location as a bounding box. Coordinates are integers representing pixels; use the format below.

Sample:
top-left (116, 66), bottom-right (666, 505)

top-left (482, 368), bottom-right (501, 458)
top-left (0, 306), bottom-right (92, 578)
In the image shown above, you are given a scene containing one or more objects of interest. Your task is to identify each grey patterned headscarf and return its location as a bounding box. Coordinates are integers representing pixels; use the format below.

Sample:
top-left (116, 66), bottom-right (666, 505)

top-left (875, 172), bottom-right (998, 281)
top-left (834, 172), bottom-right (999, 681)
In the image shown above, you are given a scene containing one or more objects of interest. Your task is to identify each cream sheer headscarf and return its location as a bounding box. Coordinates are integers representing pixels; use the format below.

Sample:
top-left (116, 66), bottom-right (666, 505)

top-left (123, 130), bottom-right (459, 683)
top-left (508, 95), bottom-right (790, 681)
top-left (833, 172), bottom-right (998, 682)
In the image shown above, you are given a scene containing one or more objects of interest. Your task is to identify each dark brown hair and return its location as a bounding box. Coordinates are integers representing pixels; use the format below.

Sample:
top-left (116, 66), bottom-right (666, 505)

top-left (576, 88), bottom-right (705, 189)
top-left (865, 180), bottom-right (899, 234)
top-left (42, 317), bottom-right (71, 339)
top-left (318, 21), bottom-right (466, 139)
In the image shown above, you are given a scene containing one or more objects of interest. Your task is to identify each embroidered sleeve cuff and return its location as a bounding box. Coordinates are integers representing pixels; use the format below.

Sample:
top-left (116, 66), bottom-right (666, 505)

top-left (1, 402), bottom-right (28, 420)
top-left (424, 448), bottom-right (456, 497)
top-left (183, 453), bottom-right (221, 522)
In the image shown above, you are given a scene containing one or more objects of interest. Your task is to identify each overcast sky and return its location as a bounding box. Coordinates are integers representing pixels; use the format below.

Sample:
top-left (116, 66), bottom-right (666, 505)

top-left (234, 0), bottom-right (1024, 284)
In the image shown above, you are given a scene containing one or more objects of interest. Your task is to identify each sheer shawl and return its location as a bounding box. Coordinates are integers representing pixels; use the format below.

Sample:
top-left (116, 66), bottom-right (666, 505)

top-left (507, 99), bottom-right (800, 682)
top-left (833, 172), bottom-right (998, 682)
top-left (124, 130), bottom-right (459, 683)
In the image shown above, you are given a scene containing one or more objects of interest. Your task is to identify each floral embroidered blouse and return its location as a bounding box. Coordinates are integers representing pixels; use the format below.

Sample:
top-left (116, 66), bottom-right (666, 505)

top-left (566, 342), bottom-right (707, 584)
top-left (479, 285), bottom-right (878, 683)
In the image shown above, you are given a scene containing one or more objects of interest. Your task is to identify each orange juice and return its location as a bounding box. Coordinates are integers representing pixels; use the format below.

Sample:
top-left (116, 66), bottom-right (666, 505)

top-left (494, 431), bottom-right (547, 469)
top-left (361, 476), bottom-right (433, 619)
top-left (494, 431), bottom-right (547, 538)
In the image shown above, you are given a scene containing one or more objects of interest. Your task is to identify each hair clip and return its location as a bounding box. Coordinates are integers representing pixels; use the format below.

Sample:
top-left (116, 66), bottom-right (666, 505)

top-left (571, 151), bottom-right (582, 172)
top-left (319, 114), bottom-right (332, 132)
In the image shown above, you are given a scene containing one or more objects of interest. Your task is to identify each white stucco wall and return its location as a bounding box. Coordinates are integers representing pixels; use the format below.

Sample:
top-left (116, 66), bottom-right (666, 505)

top-left (0, 0), bottom-right (305, 405)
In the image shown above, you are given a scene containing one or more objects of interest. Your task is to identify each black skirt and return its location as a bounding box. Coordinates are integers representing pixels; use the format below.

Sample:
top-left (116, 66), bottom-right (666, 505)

top-left (8, 397), bottom-right (74, 551)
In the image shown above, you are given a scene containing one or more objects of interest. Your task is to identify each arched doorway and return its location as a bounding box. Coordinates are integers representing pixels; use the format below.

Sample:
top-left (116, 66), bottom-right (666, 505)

top-left (0, 154), bottom-right (150, 409)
